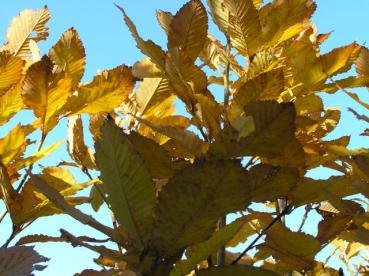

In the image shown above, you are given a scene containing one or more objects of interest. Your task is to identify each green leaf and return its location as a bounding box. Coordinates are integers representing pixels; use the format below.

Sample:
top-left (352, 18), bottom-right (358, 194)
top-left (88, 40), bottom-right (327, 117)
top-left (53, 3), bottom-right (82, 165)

top-left (198, 265), bottom-right (278, 276)
top-left (152, 160), bottom-right (250, 256)
top-left (95, 120), bottom-right (156, 249)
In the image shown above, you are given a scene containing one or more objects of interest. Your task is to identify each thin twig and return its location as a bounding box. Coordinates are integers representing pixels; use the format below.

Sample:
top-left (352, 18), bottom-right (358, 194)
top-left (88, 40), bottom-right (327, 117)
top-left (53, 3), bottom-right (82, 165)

top-left (0, 209), bottom-right (8, 225)
top-left (298, 204), bottom-right (312, 232)
top-left (232, 204), bottom-right (292, 265)
top-left (16, 133), bottom-right (47, 193)
top-left (222, 37), bottom-right (232, 120)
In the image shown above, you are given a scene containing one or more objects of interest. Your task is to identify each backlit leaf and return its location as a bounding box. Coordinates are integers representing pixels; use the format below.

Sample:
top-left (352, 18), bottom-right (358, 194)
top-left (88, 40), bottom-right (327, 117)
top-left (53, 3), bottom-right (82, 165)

top-left (3, 7), bottom-right (50, 59)
top-left (49, 28), bottom-right (86, 86)
top-left (22, 56), bottom-right (73, 134)
top-left (0, 51), bottom-right (24, 94)
top-left (168, 0), bottom-right (208, 61)
top-left (67, 65), bottom-right (135, 114)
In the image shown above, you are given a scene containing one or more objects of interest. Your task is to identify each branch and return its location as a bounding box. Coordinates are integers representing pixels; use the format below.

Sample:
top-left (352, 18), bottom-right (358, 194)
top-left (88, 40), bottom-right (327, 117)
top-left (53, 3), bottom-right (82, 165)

top-left (232, 204), bottom-right (292, 265)
top-left (222, 37), bottom-right (232, 120)
top-left (298, 204), bottom-right (312, 232)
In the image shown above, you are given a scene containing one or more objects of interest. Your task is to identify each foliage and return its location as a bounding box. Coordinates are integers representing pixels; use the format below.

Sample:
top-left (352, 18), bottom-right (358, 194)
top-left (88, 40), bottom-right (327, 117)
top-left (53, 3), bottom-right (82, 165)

top-left (0, 0), bottom-right (369, 275)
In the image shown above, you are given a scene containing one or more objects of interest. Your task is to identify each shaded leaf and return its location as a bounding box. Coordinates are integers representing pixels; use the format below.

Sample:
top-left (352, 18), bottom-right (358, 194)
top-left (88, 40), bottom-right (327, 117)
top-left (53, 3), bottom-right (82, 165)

top-left (95, 120), bottom-right (156, 249)
top-left (153, 160), bottom-right (250, 255)
top-left (198, 265), bottom-right (278, 276)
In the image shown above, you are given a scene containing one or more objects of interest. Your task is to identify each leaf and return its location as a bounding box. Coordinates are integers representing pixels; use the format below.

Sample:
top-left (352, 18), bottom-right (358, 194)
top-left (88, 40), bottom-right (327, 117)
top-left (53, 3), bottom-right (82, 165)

top-left (132, 58), bottom-right (162, 79)
top-left (2, 7), bottom-right (50, 59)
top-left (248, 164), bottom-right (299, 202)
top-left (194, 94), bottom-right (222, 139)
top-left (198, 265), bottom-right (278, 276)
top-left (135, 78), bottom-right (173, 116)
top-left (167, 0), bottom-right (208, 61)
top-left (0, 162), bottom-right (17, 211)
top-left (152, 160), bottom-right (250, 255)
top-left (170, 217), bottom-right (252, 276)
top-left (355, 46), bottom-right (369, 77)
top-left (29, 174), bottom-right (120, 242)
top-left (66, 65), bottom-right (135, 114)
top-left (14, 142), bottom-right (62, 171)
top-left (0, 246), bottom-right (49, 275)
top-left (156, 10), bottom-right (173, 35)
top-left (49, 28), bottom-right (86, 86)
top-left (229, 68), bottom-right (285, 121)
top-left (294, 94), bottom-right (323, 116)
top-left (127, 131), bottom-right (174, 179)
top-left (67, 115), bottom-right (95, 169)
top-left (0, 82), bottom-right (23, 126)
top-left (257, 215), bottom-right (321, 270)
top-left (211, 101), bottom-right (303, 161)
top-left (289, 176), bottom-right (362, 206)
top-left (0, 124), bottom-right (27, 165)
top-left (0, 51), bottom-right (24, 94)
top-left (10, 166), bottom-right (89, 225)
top-left (89, 185), bottom-right (105, 212)
top-left (116, 4), bottom-right (166, 70)
top-left (135, 116), bottom-right (208, 157)
top-left (321, 42), bottom-right (361, 77)
top-left (22, 55), bottom-right (73, 134)
top-left (95, 120), bottom-right (156, 249)
top-left (259, 0), bottom-right (316, 47)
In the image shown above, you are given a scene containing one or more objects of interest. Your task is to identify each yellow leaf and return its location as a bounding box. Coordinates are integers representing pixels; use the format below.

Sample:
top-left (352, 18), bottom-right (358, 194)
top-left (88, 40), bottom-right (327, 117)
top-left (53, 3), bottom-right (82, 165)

top-left (135, 78), bottom-right (173, 116)
top-left (2, 7), bottom-right (50, 59)
top-left (355, 46), bottom-right (369, 77)
top-left (156, 10), bottom-right (173, 35)
top-left (22, 56), bottom-right (73, 134)
top-left (229, 68), bottom-right (285, 121)
top-left (0, 124), bottom-right (27, 164)
top-left (168, 0), bottom-right (208, 61)
top-left (294, 94), bottom-right (323, 116)
top-left (0, 51), bottom-right (24, 94)
top-left (259, 0), bottom-right (316, 47)
top-left (321, 42), bottom-right (361, 77)
top-left (67, 65), bottom-right (135, 114)
top-left (67, 115), bottom-right (95, 169)
top-left (15, 142), bottom-right (62, 171)
top-left (193, 94), bottom-right (222, 138)
top-left (0, 82), bottom-right (23, 126)
top-left (49, 28), bottom-right (86, 86)
top-left (136, 116), bottom-right (208, 157)
top-left (132, 58), bottom-right (162, 79)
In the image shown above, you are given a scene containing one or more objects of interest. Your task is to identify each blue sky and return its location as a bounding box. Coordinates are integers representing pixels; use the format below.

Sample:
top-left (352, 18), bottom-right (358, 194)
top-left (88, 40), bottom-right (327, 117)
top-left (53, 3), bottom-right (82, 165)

top-left (1, 0), bottom-right (369, 275)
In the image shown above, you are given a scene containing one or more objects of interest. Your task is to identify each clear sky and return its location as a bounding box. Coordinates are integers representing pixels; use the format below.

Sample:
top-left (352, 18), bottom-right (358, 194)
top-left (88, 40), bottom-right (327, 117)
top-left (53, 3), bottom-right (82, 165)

top-left (1, 0), bottom-right (369, 275)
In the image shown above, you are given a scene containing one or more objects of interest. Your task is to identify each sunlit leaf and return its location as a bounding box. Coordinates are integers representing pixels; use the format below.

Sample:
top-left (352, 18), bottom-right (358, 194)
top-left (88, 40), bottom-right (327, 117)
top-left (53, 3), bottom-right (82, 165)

top-left (49, 28), bottom-right (86, 86)
top-left (2, 6), bottom-right (50, 58)
top-left (22, 56), bottom-right (73, 134)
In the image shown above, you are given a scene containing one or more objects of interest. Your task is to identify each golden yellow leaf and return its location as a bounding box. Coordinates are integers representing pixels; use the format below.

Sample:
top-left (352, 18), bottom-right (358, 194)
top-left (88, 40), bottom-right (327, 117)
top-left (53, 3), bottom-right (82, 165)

top-left (22, 56), bottom-right (73, 135)
top-left (167, 0), bottom-right (208, 61)
top-left (67, 115), bottom-right (95, 169)
top-left (355, 46), bottom-right (369, 77)
top-left (14, 142), bottom-right (62, 171)
top-left (2, 7), bottom-right (50, 59)
top-left (0, 82), bottom-right (23, 126)
top-left (156, 10), bottom-right (173, 35)
top-left (259, 0), bottom-right (316, 47)
top-left (132, 58), bottom-right (162, 79)
top-left (135, 78), bottom-right (173, 116)
top-left (0, 124), bottom-right (27, 164)
top-left (0, 51), bottom-right (24, 94)
top-left (66, 65), bottom-right (134, 114)
top-left (49, 28), bottom-right (86, 86)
